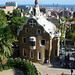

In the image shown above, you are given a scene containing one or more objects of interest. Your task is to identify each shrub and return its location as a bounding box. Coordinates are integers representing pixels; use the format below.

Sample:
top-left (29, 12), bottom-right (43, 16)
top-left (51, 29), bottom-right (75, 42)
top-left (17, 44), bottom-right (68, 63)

top-left (3, 65), bottom-right (9, 70)
top-left (0, 66), bottom-right (3, 72)
top-left (13, 58), bottom-right (21, 68)
top-left (0, 58), bottom-right (37, 75)
top-left (7, 58), bottom-right (14, 67)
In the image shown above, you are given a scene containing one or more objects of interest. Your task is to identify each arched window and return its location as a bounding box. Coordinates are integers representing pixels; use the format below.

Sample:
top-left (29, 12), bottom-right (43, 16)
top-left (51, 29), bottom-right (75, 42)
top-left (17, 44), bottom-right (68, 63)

top-left (30, 50), bottom-right (34, 58)
top-left (38, 52), bottom-right (41, 60)
top-left (40, 40), bottom-right (46, 46)
top-left (22, 37), bottom-right (26, 44)
top-left (25, 28), bottom-right (29, 34)
top-left (37, 29), bottom-right (41, 35)
top-left (29, 36), bottom-right (36, 50)
top-left (23, 49), bottom-right (27, 57)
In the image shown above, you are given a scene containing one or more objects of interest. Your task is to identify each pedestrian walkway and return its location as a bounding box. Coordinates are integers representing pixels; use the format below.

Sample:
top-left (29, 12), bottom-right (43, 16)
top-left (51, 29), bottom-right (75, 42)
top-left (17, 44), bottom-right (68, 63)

top-left (33, 62), bottom-right (75, 75)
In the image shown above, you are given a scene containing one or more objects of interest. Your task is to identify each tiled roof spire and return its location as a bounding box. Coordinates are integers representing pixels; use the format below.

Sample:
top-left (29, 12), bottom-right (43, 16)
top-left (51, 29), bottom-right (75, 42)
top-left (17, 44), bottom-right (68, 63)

top-left (35, 0), bottom-right (38, 5)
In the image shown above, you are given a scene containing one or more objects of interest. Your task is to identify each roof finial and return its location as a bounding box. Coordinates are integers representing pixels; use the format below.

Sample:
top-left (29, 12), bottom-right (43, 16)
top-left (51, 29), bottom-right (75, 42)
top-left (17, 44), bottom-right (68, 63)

top-left (35, 0), bottom-right (38, 5)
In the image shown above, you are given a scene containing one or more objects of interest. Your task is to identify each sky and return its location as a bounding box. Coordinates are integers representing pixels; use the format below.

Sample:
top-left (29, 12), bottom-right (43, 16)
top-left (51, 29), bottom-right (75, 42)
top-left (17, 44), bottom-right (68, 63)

top-left (0, 0), bottom-right (75, 5)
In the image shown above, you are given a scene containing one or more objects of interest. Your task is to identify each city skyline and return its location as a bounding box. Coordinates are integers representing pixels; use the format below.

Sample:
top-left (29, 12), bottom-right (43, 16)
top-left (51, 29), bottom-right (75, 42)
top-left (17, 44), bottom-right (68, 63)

top-left (0, 0), bottom-right (75, 5)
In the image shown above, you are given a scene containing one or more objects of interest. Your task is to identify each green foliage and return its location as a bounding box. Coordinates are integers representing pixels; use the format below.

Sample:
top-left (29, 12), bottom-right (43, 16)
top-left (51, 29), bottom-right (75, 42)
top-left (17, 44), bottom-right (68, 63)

top-left (38, 71), bottom-right (41, 75)
top-left (6, 58), bottom-right (14, 67)
top-left (0, 66), bottom-right (3, 71)
top-left (66, 27), bottom-right (75, 41)
top-left (0, 15), bottom-right (7, 28)
top-left (3, 65), bottom-right (9, 70)
top-left (9, 17), bottom-right (27, 37)
top-left (0, 10), bottom-right (6, 17)
top-left (0, 10), bottom-right (16, 62)
top-left (0, 26), bottom-right (16, 61)
top-left (13, 9), bottom-right (20, 16)
top-left (8, 11), bottom-right (10, 15)
top-left (71, 31), bottom-right (75, 41)
top-left (0, 58), bottom-right (37, 75)
top-left (66, 18), bottom-right (75, 22)
top-left (59, 17), bottom-right (67, 41)
top-left (22, 60), bottom-right (36, 75)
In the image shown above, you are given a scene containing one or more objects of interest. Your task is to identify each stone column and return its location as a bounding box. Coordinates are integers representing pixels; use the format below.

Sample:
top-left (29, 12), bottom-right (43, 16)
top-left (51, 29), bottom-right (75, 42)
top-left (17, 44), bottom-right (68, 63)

top-left (57, 37), bottom-right (60, 57)
top-left (49, 39), bottom-right (52, 63)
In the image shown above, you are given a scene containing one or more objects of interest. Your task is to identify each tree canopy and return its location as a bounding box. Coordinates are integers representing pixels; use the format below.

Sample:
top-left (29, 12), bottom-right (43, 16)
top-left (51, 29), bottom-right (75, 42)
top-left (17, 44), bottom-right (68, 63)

top-left (67, 18), bottom-right (75, 22)
top-left (59, 17), bottom-right (67, 41)
top-left (0, 10), bottom-right (16, 61)
top-left (9, 17), bottom-right (27, 37)
top-left (0, 9), bottom-right (6, 17)
top-left (13, 9), bottom-right (20, 16)
top-left (66, 27), bottom-right (75, 41)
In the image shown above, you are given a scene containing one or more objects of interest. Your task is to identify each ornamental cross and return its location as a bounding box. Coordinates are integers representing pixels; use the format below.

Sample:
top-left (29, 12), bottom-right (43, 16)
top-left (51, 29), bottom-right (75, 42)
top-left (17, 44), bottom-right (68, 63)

top-left (29, 20), bottom-right (36, 27)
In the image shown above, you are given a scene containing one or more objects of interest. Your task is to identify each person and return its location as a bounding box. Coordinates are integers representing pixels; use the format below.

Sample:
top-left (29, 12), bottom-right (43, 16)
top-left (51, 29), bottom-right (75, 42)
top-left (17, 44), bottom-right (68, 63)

top-left (61, 72), bottom-right (64, 75)
top-left (67, 53), bottom-right (70, 61)
top-left (71, 69), bottom-right (73, 75)
top-left (46, 60), bottom-right (49, 64)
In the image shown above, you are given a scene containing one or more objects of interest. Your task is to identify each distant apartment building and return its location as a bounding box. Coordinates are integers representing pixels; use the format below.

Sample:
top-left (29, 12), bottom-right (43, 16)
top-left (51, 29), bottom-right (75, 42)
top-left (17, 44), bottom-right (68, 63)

top-left (70, 21), bottom-right (75, 29)
top-left (57, 7), bottom-right (72, 18)
top-left (58, 10), bottom-right (71, 18)
top-left (5, 2), bottom-right (17, 9)
top-left (0, 6), bottom-right (14, 14)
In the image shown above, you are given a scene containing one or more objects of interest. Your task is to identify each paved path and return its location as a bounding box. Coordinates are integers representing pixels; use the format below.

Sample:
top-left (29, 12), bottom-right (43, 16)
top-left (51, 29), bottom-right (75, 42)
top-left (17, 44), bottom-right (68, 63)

top-left (33, 63), bottom-right (75, 75)
top-left (0, 69), bottom-right (24, 75)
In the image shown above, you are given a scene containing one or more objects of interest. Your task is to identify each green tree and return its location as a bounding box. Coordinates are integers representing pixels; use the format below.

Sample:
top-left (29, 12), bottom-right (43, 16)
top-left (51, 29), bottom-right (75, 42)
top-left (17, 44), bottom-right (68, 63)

top-left (9, 17), bottom-right (27, 37)
top-left (0, 27), bottom-right (14, 61)
top-left (8, 11), bottom-right (10, 15)
top-left (0, 15), bottom-right (7, 28)
top-left (71, 31), bottom-right (75, 41)
top-left (13, 9), bottom-right (20, 16)
top-left (59, 17), bottom-right (67, 41)
top-left (0, 11), bottom-right (16, 65)
top-left (66, 27), bottom-right (75, 41)
top-left (0, 10), bottom-right (6, 17)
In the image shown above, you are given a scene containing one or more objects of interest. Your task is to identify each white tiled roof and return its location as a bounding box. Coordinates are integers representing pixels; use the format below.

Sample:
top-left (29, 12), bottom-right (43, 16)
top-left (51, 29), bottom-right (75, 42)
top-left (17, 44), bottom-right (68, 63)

top-left (18, 5), bottom-right (61, 39)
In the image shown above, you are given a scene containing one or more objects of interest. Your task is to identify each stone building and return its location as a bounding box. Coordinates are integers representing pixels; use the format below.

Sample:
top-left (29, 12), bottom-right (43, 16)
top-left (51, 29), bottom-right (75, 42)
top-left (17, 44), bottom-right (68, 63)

top-left (0, 6), bottom-right (14, 14)
top-left (18, 0), bottom-right (61, 64)
top-left (5, 2), bottom-right (17, 9)
top-left (70, 21), bottom-right (75, 29)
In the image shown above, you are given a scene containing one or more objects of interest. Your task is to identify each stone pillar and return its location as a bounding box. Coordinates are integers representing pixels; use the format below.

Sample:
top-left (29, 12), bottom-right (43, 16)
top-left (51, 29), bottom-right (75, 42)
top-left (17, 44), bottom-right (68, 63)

top-left (49, 39), bottom-right (52, 63)
top-left (57, 37), bottom-right (60, 57)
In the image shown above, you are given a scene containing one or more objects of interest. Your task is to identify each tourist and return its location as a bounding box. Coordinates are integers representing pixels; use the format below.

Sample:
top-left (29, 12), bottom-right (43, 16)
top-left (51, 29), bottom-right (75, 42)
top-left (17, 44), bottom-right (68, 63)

top-left (61, 72), bottom-right (64, 75)
top-left (71, 69), bottom-right (73, 75)
top-left (46, 60), bottom-right (49, 64)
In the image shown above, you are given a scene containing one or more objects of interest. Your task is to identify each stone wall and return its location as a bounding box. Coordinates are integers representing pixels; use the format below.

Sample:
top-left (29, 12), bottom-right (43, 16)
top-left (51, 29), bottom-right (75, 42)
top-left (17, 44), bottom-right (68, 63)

top-left (19, 18), bottom-right (60, 64)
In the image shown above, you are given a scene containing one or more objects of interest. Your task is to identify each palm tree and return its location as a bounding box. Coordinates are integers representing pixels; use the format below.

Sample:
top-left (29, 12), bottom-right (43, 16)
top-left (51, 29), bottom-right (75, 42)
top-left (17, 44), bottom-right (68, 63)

top-left (59, 17), bottom-right (67, 41)
top-left (0, 26), bottom-right (16, 65)
top-left (0, 12), bottom-right (16, 65)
